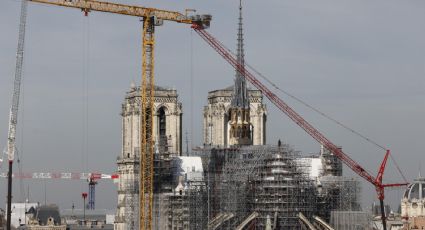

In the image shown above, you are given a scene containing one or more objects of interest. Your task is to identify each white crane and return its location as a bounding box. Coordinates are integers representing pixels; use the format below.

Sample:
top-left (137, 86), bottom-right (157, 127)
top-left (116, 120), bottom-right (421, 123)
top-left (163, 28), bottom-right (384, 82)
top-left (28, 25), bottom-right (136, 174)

top-left (5, 0), bottom-right (28, 229)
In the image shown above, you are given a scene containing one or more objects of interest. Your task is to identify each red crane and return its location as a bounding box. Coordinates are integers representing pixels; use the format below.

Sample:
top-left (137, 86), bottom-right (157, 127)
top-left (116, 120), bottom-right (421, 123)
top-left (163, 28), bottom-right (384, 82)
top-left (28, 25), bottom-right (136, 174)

top-left (191, 24), bottom-right (408, 230)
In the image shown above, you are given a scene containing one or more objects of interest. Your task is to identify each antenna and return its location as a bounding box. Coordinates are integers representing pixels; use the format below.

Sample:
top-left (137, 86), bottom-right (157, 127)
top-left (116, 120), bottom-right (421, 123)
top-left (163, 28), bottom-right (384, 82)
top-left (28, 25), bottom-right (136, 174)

top-left (72, 202), bottom-right (75, 217)
top-left (44, 179), bottom-right (47, 205)
top-left (185, 130), bottom-right (189, 156)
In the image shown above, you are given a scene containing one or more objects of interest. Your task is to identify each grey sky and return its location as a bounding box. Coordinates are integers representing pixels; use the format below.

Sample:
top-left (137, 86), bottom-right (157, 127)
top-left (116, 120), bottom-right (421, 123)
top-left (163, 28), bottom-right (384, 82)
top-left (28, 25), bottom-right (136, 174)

top-left (1, 0), bottom-right (424, 211)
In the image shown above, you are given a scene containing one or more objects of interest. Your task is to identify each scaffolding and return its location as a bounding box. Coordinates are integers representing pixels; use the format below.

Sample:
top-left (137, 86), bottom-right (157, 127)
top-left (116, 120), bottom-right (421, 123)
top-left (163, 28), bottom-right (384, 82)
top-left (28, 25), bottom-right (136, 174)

top-left (0, 209), bottom-right (4, 230)
top-left (320, 146), bottom-right (343, 177)
top-left (125, 179), bottom-right (139, 230)
top-left (193, 144), bottom-right (317, 229)
top-left (168, 190), bottom-right (189, 230)
top-left (329, 211), bottom-right (371, 230)
top-left (116, 144), bottom-right (176, 230)
top-left (115, 153), bottom-right (140, 230)
top-left (187, 181), bottom-right (208, 230)
top-left (168, 179), bottom-right (208, 230)
top-left (195, 146), bottom-right (260, 229)
top-left (250, 145), bottom-right (316, 229)
top-left (116, 143), bottom-right (361, 229)
top-left (316, 176), bottom-right (362, 222)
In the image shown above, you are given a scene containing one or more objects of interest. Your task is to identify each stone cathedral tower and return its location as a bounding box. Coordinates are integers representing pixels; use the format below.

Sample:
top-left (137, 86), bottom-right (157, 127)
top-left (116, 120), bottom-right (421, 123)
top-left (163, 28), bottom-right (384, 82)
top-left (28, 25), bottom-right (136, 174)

top-left (203, 1), bottom-right (267, 147)
top-left (114, 83), bottom-right (182, 230)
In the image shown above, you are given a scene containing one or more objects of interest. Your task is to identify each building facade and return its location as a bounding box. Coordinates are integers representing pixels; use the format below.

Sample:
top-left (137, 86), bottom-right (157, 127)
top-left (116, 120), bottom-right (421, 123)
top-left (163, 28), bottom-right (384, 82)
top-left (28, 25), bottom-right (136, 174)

top-left (401, 177), bottom-right (425, 219)
top-left (25, 205), bottom-right (66, 230)
top-left (114, 84), bottom-right (182, 230)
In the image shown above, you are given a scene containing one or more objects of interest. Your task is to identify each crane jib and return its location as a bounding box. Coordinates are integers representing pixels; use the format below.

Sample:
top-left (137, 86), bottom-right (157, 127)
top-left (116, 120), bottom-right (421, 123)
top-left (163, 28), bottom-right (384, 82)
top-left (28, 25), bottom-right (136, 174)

top-left (29, 0), bottom-right (212, 28)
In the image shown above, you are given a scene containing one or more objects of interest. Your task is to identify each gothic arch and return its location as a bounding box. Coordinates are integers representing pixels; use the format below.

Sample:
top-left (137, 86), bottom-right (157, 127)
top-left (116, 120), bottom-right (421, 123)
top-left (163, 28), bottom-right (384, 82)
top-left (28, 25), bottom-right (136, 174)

top-left (155, 104), bottom-right (171, 116)
top-left (224, 112), bottom-right (230, 147)
top-left (157, 106), bottom-right (168, 152)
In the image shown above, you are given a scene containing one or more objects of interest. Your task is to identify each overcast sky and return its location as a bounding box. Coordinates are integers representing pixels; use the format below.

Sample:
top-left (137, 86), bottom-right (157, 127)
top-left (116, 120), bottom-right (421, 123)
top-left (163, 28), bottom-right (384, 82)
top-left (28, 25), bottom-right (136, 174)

top-left (0, 0), bottom-right (424, 212)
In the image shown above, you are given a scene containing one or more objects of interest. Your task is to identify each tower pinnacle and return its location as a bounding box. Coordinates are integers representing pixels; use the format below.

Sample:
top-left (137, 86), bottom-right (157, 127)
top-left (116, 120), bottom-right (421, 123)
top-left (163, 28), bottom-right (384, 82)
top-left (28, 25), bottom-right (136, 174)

top-left (231, 0), bottom-right (248, 108)
top-left (228, 0), bottom-right (252, 146)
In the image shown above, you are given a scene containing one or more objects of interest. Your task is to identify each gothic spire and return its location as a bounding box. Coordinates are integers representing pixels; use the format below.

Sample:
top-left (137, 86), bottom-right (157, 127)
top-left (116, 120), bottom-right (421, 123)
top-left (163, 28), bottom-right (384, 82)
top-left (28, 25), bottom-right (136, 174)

top-left (231, 0), bottom-right (248, 108)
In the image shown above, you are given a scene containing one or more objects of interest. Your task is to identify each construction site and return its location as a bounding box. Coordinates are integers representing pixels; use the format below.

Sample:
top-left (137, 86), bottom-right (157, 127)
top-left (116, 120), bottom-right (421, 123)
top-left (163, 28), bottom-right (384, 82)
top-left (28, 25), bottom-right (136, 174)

top-left (1, 0), bottom-right (424, 230)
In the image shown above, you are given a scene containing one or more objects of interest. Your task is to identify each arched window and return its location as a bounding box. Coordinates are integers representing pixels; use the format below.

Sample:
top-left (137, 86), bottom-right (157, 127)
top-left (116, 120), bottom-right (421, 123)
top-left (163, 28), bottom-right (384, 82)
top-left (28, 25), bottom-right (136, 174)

top-left (158, 107), bottom-right (167, 151)
top-left (250, 125), bottom-right (254, 141)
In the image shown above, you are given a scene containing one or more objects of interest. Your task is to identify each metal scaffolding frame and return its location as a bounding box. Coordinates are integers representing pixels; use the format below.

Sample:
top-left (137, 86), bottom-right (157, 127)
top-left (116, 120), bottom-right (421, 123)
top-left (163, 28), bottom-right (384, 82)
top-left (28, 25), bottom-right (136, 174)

top-left (125, 179), bottom-right (139, 230)
top-left (316, 176), bottom-right (362, 222)
top-left (250, 145), bottom-right (317, 229)
top-left (193, 144), bottom-right (318, 229)
top-left (168, 179), bottom-right (208, 230)
top-left (116, 144), bottom-right (361, 229)
top-left (329, 211), bottom-right (371, 230)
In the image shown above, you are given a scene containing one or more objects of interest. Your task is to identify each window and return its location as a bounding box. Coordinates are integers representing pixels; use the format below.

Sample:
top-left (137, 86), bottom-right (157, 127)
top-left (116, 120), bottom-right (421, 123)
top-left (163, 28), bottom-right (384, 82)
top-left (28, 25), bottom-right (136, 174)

top-left (158, 107), bottom-right (167, 151)
top-left (410, 184), bottom-right (420, 200)
top-left (422, 183), bottom-right (425, 200)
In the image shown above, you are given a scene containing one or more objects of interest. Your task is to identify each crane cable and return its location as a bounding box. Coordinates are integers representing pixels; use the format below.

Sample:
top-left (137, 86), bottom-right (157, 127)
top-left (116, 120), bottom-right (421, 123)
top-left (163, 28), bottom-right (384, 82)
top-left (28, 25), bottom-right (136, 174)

top-left (243, 62), bottom-right (408, 183)
top-left (84, 15), bottom-right (90, 173)
top-left (249, 61), bottom-right (408, 183)
top-left (217, 40), bottom-right (408, 184)
top-left (190, 29), bottom-right (194, 152)
top-left (81, 13), bottom-right (90, 193)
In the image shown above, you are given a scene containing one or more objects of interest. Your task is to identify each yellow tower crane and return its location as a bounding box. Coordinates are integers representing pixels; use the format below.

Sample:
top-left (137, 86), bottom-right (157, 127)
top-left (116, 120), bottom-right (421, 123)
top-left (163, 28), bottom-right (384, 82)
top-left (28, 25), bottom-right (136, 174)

top-left (27, 1), bottom-right (211, 229)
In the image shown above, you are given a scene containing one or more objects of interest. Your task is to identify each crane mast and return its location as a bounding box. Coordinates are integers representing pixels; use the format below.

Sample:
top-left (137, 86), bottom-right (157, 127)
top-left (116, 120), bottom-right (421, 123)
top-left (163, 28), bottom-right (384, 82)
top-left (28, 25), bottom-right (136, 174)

top-left (6, 1), bottom-right (28, 230)
top-left (26, 1), bottom-right (211, 229)
top-left (140, 15), bottom-right (156, 230)
top-left (192, 25), bottom-right (407, 230)
top-left (7, 0), bottom-right (27, 163)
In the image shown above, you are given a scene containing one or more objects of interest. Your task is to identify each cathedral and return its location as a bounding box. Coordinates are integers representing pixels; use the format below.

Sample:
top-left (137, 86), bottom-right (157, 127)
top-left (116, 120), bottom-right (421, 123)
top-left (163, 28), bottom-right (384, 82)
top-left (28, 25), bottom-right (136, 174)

top-left (114, 2), bottom-right (267, 229)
